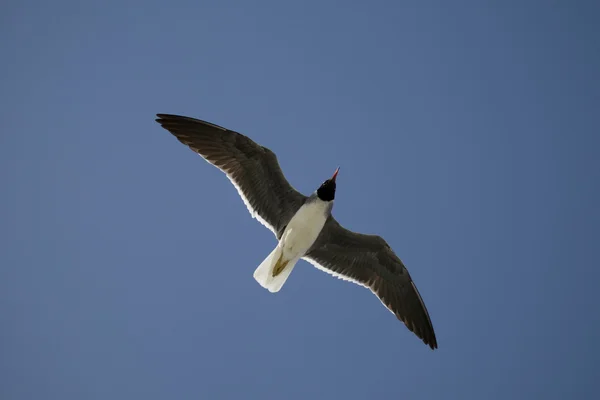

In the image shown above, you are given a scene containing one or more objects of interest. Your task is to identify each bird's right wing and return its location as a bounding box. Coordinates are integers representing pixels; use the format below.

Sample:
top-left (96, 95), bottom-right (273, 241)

top-left (304, 216), bottom-right (438, 349)
top-left (156, 114), bottom-right (307, 238)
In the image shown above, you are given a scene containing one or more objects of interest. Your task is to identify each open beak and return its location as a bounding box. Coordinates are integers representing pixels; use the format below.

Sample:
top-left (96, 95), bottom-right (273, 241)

top-left (331, 166), bottom-right (340, 181)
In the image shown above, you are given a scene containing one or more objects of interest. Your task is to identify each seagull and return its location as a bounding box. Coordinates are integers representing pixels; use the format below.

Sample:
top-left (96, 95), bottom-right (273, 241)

top-left (155, 114), bottom-right (438, 349)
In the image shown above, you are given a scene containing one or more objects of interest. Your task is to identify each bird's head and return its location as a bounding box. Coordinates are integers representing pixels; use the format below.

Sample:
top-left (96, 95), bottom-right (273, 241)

top-left (316, 167), bottom-right (339, 202)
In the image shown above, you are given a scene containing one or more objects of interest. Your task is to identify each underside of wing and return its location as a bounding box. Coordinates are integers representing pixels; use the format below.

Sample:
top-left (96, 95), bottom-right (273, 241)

top-left (156, 114), bottom-right (307, 238)
top-left (306, 217), bottom-right (438, 349)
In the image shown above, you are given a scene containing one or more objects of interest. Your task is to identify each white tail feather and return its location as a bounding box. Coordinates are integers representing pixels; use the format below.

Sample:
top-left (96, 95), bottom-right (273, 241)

top-left (253, 246), bottom-right (298, 293)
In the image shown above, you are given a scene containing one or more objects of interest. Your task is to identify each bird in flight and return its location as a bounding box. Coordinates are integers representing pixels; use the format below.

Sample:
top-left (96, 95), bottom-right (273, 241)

top-left (155, 114), bottom-right (438, 349)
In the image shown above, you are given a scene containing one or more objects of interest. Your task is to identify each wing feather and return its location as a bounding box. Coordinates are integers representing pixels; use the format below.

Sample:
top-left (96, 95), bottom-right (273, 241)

top-left (305, 217), bottom-right (438, 349)
top-left (156, 114), bottom-right (306, 238)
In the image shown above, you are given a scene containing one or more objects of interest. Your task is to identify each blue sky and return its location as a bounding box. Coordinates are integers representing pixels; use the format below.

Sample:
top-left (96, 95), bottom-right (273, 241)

top-left (2, 1), bottom-right (599, 399)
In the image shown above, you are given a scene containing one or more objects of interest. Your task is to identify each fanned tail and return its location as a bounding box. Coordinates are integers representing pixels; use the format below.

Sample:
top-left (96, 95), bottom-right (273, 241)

top-left (253, 246), bottom-right (298, 293)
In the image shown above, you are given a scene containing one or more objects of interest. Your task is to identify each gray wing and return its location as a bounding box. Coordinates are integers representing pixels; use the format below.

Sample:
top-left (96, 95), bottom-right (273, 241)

top-left (304, 217), bottom-right (438, 349)
top-left (156, 114), bottom-right (307, 238)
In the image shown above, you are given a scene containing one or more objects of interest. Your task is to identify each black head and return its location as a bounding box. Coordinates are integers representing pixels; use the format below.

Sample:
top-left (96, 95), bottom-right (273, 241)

top-left (316, 167), bottom-right (339, 202)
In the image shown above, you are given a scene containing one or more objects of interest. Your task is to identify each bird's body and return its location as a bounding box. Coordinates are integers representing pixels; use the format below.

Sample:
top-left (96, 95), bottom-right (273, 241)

top-left (254, 194), bottom-right (333, 292)
top-left (155, 113), bottom-right (438, 350)
top-left (280, 196), bottom-right (333, 260)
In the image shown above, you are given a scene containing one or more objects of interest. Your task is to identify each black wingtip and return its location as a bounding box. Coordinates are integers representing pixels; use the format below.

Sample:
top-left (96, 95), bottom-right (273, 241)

top-left (155, 113), bottom-right (183, 124)
top-left (404, 312), bottom-right (438, 350)
top-left (424, 328), bottom-right (438, 350)
top-left (155, 113), bottom-right (228, 131)
top-left (426, 327), bottom-right (438, 350)
top-left (429, 338), bottom-right (438, 350)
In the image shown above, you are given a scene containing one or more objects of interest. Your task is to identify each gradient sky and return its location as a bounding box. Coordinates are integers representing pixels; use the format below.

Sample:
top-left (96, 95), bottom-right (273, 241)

top-left (2, 1), bottom-right (599, 399)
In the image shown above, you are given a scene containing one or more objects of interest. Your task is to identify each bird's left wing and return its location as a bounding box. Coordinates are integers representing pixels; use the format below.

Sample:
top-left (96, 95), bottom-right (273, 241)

top-left (156, 114), bottom-right (307, 238)
top-left (304, 216), bottom-right (438, 349)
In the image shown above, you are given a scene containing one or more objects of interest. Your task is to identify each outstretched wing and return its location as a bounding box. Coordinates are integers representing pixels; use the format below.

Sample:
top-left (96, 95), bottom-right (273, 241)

top-left (304, 217), bottom-right (438, 349)
top-left (156, 114), bottom-right (307, 238)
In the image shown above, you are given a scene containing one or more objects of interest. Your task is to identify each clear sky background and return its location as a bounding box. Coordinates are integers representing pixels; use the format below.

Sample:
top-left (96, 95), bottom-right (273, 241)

top-left (2, 1), bottom-right (599, 399)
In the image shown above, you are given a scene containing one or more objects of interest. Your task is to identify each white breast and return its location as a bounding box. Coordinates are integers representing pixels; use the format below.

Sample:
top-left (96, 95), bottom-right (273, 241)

top-left (280, 199), bottom-right (331, 259)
